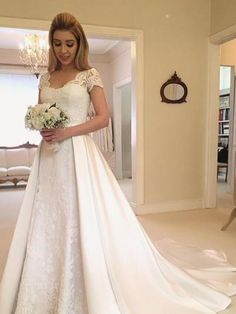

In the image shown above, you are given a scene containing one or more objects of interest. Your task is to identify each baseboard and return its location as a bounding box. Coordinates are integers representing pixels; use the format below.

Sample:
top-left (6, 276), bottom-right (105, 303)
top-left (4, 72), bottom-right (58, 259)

top-left (134, 198), bottom-right (204, 215)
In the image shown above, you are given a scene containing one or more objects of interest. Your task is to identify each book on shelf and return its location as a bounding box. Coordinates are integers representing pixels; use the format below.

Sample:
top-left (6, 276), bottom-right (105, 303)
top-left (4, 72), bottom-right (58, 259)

top-left (219, 109), bottom-right (223, 121)
top-left (219, 108), bottom-right (230, 121)
top-left (218, 123), bottom-right (222, 134)
top-left (219, 94), bottom-right (230, 108)
top-left (225, 108), bottom-right (230, 120)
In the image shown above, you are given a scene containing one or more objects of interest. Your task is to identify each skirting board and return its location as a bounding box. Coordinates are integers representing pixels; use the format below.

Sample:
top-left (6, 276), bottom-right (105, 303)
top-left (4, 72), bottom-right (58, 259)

top-left (134, 199), bottom-right (204, 215)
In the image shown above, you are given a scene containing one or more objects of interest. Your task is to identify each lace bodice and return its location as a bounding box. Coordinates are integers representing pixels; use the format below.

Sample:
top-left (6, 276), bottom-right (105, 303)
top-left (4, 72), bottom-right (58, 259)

top-left (39, 68), bottom-right (103, 126)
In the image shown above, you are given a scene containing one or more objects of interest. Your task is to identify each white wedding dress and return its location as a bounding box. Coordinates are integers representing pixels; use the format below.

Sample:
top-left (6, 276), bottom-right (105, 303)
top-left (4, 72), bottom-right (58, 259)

top-left (0, 68), bottom-right (236, 314)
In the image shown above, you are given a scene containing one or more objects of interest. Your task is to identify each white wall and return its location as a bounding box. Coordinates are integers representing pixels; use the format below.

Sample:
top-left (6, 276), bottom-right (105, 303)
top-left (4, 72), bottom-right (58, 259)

top-left (90, 41), bottom-right (131, 117)
top-left (0, 0), bottom-right (211, 211)
top-left (211, 0), bottom-right (236, 34)
top-left (220, 40), bottom-right (236, 72)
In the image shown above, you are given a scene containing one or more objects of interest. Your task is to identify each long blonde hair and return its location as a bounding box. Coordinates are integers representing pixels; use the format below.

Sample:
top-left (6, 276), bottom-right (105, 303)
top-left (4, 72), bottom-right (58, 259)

top-left (48, 12), bottom-right (91, 72)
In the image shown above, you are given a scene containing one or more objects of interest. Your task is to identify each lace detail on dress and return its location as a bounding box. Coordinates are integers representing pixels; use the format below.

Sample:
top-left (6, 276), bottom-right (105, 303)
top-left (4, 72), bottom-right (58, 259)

top-left (72, 68), bottom-right (103, 92)
top-left (38, 68), bottom-right (103, 92)
top-left (15, 140), bottom-right (88, 314)
top-left (86, 68), bottom-right (103, 92)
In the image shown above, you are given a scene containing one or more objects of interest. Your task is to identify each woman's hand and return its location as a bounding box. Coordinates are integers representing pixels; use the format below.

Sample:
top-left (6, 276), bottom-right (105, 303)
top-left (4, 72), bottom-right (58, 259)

top-left (40, 128), bottom-right (70, 143)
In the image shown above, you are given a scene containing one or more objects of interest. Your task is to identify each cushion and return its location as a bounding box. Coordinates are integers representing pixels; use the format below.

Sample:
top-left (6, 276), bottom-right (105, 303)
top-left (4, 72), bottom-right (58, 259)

top-left (0, 167), bottom-right (7, 176)
top-left (0, 150), bottom-right (6, 168)
top-left (6, 148), bottom-right (29, 168)
top-left (7, 166), bottom-right (31, 176)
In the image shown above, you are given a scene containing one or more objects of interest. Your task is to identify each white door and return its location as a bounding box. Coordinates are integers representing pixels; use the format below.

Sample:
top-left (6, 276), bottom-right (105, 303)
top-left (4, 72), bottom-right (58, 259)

top-left (121, 83), bottom-right (132, 178)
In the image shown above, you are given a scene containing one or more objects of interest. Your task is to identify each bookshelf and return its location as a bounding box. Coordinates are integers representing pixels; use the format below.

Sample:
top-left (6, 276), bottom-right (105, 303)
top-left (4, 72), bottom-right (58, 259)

top-left (218, 93), bottom-right (230, 149)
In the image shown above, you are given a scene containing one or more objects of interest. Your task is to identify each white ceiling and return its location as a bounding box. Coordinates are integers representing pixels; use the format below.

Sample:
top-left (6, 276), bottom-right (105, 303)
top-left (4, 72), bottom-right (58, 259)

top-left (0, 27), bottom-right (119, 54)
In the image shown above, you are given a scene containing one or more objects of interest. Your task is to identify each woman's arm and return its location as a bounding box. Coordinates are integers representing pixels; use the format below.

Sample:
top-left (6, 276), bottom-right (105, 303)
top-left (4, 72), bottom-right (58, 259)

top-left (40, 86), bottom-right (109, 143)
top-left (38, 90), bottom-right (42, 104)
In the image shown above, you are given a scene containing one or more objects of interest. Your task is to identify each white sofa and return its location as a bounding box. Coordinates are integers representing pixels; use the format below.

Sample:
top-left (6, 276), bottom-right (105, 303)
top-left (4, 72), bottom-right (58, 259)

top-left (0, 142), bottom-right (38, 186)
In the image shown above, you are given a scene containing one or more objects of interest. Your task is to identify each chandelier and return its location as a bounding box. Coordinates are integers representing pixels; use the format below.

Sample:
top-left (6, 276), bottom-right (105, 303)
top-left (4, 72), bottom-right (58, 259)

top-left (19, 34), bottom-right (48, 78)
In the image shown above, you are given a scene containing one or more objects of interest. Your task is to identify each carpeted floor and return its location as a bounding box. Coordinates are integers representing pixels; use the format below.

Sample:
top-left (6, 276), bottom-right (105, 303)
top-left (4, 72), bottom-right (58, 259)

top-left (0, 180), bottom-right (236, 313)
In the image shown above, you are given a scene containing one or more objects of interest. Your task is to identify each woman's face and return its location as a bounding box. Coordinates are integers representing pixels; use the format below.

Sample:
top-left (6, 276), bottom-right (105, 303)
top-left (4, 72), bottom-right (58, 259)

top-left (52, 30), bottom-right (78, 67)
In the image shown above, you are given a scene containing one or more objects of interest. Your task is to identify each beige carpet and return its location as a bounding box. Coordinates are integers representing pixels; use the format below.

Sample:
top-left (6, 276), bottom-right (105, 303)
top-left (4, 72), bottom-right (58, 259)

top-left (0, 181), bottom-right (236, 313)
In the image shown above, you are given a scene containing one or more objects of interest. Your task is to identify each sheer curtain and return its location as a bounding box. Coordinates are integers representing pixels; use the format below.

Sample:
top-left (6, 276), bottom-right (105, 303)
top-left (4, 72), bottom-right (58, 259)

top-left (0, 73), bottom-right (41, 146)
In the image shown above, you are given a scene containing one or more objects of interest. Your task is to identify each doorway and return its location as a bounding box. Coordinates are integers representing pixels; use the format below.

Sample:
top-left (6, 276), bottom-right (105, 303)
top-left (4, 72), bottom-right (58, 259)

top-left (206, 28), bottom-right (236, 208)
top-left (0, 16), bottom-right (144, 210)
top-left (217, 65), bottom-right (235, 208)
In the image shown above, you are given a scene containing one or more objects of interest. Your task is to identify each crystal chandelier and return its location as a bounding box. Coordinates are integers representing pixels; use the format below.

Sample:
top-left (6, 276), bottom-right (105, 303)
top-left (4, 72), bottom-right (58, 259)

top-left (19, 34), bottom-right (48, 78)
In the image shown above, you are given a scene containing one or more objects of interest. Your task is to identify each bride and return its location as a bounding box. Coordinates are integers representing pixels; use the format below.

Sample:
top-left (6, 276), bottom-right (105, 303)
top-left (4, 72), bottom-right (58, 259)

top-left (0, 12), bottom-right (236, 314)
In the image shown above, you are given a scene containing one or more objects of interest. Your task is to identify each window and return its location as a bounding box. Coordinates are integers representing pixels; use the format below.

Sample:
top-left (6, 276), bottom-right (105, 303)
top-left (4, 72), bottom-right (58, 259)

top-left (0, 73), bottom-right (41, 146)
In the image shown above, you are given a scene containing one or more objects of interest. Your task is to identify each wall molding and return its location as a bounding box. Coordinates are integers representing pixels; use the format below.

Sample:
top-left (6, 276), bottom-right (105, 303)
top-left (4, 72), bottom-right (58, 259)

top-left (136, 199), bottom-right (204, 215)
top-left (210, 24), bottom-right (236, 45)
top-left (204, 42), bottom-right (220, 208)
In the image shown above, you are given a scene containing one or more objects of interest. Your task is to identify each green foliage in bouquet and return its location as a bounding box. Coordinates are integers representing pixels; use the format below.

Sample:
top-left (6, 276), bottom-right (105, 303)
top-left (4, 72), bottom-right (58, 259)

top-left (25, 103), bottom-right (70, 130)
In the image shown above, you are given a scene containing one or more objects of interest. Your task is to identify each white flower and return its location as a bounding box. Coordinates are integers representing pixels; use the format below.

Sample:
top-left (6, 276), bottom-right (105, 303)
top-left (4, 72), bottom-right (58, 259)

top-left (25, 103), bottom-right (70, 131)
top-left (31, 116), bottom-right (44, 129)
top-left (49, 107), bottom-right (61, 120)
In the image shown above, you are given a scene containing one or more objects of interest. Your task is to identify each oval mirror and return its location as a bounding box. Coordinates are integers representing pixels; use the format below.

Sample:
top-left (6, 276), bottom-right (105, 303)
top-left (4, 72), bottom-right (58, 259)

top-left (160, 72), bottom-right (188, 104)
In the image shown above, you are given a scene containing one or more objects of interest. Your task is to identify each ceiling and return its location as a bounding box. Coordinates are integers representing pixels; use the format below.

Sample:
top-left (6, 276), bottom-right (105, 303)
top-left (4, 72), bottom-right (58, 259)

top-left (0, 27), bottom-right (120, 54)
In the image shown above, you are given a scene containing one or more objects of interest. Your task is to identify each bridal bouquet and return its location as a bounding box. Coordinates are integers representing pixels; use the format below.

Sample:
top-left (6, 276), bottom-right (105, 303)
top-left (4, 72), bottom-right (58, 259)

top-left (25, 103), bottom-right (70, 152)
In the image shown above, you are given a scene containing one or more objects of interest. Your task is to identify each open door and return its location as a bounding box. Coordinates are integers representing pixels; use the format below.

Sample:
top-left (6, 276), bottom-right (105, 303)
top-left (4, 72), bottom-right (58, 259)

top-left (217, 65), bottom-right (235, 195)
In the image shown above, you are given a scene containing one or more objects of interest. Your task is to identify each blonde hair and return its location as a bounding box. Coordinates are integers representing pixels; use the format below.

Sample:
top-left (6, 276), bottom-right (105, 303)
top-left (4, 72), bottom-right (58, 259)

top-left (48, 12), bottom-right (91, 72)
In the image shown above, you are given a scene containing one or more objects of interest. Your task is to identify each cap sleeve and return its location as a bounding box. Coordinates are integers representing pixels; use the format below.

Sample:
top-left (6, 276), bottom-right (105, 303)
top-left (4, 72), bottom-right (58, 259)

top-left (38, 72), bottom-right (50, 90)
top-left (87, 68), bottom-right (103, 92)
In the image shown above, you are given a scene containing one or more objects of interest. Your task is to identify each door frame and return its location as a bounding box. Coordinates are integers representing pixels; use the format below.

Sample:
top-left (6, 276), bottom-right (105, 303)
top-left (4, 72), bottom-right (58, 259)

top-left (113, 77), bottom-right (131, 180)
top-left (205, 25), bottom-right (236, 207)
top-left (0, 16), bottom-right (144, 209)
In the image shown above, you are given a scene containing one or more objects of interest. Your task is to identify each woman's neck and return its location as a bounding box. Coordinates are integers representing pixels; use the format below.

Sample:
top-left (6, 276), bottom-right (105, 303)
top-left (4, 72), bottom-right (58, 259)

top-left (59, 64), bottom-right (76, 72)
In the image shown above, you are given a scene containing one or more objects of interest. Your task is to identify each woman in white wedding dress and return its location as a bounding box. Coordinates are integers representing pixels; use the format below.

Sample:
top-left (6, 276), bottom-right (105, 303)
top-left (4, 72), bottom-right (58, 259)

top-left (0, 12), bottom-right (236, 314)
